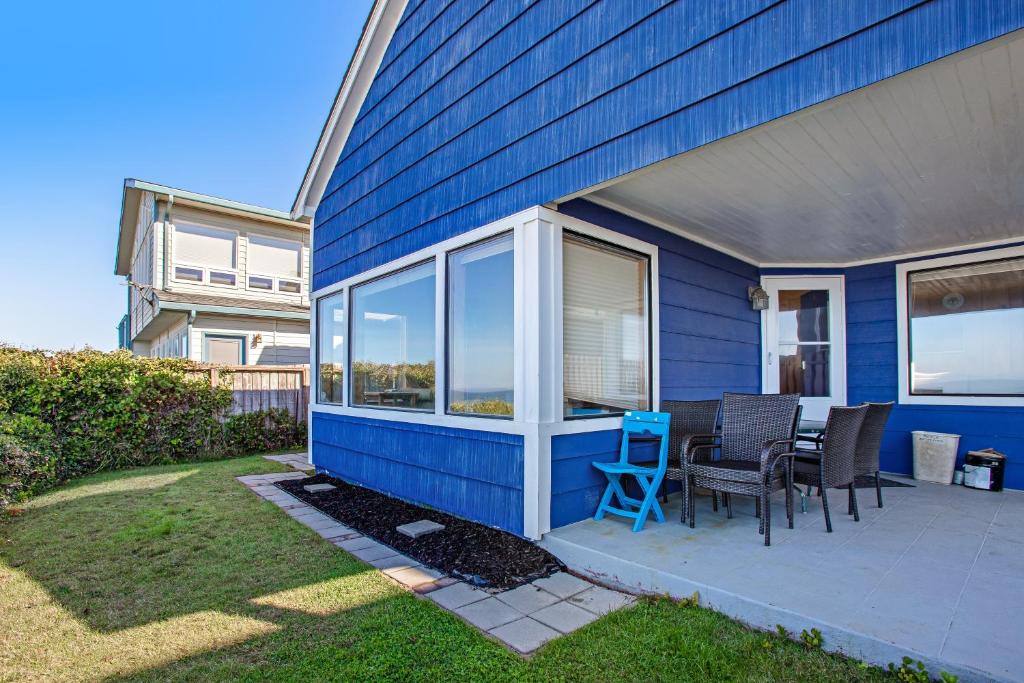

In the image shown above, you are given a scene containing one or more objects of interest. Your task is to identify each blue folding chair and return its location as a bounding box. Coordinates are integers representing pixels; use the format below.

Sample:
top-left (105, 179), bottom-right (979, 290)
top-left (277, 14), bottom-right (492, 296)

top-left (592, 411), bottom-right (671, 532)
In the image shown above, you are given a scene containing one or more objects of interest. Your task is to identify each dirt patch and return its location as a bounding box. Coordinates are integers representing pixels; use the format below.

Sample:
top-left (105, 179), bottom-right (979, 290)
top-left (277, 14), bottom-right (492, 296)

top-left (277, 474), bottom-right (563, 590)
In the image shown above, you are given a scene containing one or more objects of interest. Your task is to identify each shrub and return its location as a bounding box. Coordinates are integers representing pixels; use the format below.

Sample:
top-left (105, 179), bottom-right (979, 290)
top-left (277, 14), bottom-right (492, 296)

top-left (224, 408), bottom-right (306, 456)
top-left (0, 346), bottom-right (307, 509)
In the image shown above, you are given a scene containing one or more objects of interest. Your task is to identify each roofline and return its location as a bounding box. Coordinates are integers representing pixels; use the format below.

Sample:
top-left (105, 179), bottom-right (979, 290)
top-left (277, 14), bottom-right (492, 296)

top-left (159, 300), bottom-right (310, 321)
top-left (127, 179), bottom-right (296, 221)
top-left (291, 0), bottom-right (407, 220)
top-left (115, 178), bottom-right (309, 276)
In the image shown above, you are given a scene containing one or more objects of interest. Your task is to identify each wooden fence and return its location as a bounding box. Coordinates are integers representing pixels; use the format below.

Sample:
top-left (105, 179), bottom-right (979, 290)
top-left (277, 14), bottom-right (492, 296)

top-left (188, 365), bottom-right (310, 422)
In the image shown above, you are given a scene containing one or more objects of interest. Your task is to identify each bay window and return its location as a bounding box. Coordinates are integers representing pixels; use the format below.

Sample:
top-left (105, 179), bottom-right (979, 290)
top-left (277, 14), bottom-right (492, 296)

top-left (562, 233), bottom-right (650, 417)
top-left (350, 261), bottom-right (436, 411)
top-left (447, 233), bottom-right (514, 417)
top-left (908, 255), bottom-right (1024, 397)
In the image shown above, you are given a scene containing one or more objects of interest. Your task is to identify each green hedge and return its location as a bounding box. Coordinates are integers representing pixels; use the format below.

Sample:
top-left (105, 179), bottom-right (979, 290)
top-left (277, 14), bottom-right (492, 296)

top-left (0, 347), bottom-right (306, 509)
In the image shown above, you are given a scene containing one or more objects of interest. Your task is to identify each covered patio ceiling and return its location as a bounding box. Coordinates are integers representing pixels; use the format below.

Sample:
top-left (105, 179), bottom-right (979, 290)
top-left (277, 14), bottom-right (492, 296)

top-left (567, 30), bottom-right (1024, 267)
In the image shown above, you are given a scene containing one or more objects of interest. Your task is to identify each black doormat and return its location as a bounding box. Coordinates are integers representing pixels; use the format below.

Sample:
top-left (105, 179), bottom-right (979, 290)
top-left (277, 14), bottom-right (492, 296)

top-left (854, 475), bottom-right (914, 488)
top-left (277, 474), bottom-right (564, 591)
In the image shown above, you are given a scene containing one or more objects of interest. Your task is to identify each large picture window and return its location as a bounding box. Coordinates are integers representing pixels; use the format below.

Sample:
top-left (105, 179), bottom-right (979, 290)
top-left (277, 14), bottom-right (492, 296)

top-left (563, 233), bottom-right (650, 417)
top-left (908, 256), bottom-right (1024, 396)
top-left (447, 233), bottom-right (514, 417)
top-left (317, 292), bottom-right (345, 404)
top-left (174, 223), bottom-right (236, 269)
top-left (350, 261), bottom-right (436, 411)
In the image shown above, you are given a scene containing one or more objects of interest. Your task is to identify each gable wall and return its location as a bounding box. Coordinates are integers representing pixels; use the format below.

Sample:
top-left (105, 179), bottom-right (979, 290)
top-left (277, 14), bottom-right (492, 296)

top-left (313, 0), bottom-right (1024, 290)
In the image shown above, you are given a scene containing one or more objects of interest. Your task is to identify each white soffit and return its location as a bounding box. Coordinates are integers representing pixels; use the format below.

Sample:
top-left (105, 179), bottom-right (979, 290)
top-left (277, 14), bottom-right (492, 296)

top-left (580, 30), bottom-right (1024, 267)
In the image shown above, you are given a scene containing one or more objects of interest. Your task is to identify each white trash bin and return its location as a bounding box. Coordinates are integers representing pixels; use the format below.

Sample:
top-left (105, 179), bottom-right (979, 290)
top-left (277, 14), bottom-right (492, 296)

top-left (911, 431), bottom-right (960, 484)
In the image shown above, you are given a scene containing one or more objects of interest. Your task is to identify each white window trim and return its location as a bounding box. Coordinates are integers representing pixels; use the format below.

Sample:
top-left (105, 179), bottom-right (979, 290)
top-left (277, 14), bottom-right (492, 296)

top-left (309, 206), bottom-right (660, 539)
top-left (245, 273), bottom-right (303, 294)
top-left (245, 234), bottom-right (305, 294)
top-left (896, 245), bottom-right (1024, 407)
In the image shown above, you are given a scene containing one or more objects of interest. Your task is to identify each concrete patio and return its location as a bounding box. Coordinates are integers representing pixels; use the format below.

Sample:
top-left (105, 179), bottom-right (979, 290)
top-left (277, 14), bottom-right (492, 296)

top-left (541, 478), bottom-right (1023, 682)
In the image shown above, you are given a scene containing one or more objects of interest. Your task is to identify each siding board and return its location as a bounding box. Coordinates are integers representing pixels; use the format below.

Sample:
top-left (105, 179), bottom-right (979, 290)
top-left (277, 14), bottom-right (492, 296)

top-left (314, 0), bottom-right (1024, 290)
top-left (311, 413), bottom-right (525, 534)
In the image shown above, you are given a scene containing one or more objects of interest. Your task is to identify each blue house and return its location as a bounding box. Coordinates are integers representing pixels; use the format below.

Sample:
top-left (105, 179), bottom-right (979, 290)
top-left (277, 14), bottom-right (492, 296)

top-left (294, 0), bottom-right (1024, 539)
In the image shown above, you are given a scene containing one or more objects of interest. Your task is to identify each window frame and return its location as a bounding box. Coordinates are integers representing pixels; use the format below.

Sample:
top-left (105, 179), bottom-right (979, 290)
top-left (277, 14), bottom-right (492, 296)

top-left (244, 234), bottom-right (305, 295)
top-left (561, 230), bottom-right (654, 420)
top-left (170, 221), bottom-right (240, 289)
top-left (444, 230), bottom-right (516, 420)
top-left (316, 290), bottom-right (347, 406)
top-left (348, 258), bottom-right (438, 414)
top-left (896, 245), bottom-right (1024, 407)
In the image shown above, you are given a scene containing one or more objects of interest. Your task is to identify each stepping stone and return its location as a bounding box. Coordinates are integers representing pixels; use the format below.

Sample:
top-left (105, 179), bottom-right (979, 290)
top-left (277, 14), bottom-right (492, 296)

top-left (367, 554), bottom-right (420, 571)
top-left (530, 601), bottom-right (599, 634)
top-left (303, 483), bottom-right (336, 493)
top-left (429, 582), bottom-right (489, 610)
top-left (351, 544), bottom-right (399, 562)
top-left (531, 572), bottom-right (591, 599)
top-left (336, 536), bottom-right (376, 552)
top-left (396, 519), bottom-right (445, 538)
top-left (454, 597), bottom-right (523, 631)
top-left (568, 586), bottom-right (634, 615)
top-left (384, 565), bottom-right (442, 588)
top-left (495, 583), bottom-right (560, 614)
top-left (489, 617), bottom-right (560, 654)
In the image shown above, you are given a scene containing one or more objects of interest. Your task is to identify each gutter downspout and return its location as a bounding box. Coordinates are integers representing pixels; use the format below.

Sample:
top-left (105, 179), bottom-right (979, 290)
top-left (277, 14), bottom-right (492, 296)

top-left (185, 309), bottom-right (196, 360)
top-left (162, 194), bottom-right (174, 290)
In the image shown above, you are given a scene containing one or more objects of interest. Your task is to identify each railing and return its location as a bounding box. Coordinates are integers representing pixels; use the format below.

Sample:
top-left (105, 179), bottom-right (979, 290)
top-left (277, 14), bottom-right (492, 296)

top-left (188, 365), bottom-right (310, 422)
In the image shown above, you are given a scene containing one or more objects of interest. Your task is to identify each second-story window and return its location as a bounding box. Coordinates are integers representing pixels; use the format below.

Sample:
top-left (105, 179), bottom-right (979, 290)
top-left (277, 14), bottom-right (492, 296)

top-left (173, 223), bottom-right (237, 286)
top-left (248, 235), bottom-right (302, 294)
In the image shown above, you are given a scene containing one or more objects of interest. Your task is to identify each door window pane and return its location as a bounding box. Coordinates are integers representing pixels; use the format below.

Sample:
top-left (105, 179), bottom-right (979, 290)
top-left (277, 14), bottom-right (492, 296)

top-left (317, 292), bottom-right (345, 404)
top-left (778, 290), bottom-right (829, 342)
top-left (351, 261), bottom-right (436, 410)
top-left (206, 337), bottom-right (242, 365)
top-left (909, 257), bottom-right (1024, 395)
top-left (776, 289), bottom-right (831, 397)
top-left (563, 234), bottom-right (650, 417)
top-left (779, 344), bottom-right (830, 397)
top-left (447, 234), bottom-right (514, 417)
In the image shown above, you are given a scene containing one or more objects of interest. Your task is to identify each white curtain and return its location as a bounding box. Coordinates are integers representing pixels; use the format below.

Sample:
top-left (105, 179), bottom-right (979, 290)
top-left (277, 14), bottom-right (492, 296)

top-left (174, 223), bottom-right (236, 269)
top-left (248, 235), bottom-right (301, 277)
top-left (563, 235), bottom-right (649, 413)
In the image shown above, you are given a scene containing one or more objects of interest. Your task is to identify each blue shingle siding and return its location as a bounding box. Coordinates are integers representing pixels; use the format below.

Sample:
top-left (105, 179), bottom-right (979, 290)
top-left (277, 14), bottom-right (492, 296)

top-left (311, 413), bottom-right (525, 534)
top-left (313, 0), bottom-right (1024, 290)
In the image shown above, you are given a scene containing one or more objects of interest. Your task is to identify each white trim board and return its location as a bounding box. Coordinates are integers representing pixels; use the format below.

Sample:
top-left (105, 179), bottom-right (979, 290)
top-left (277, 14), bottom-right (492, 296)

top-left (895, 245), bottom-right (1024, 408)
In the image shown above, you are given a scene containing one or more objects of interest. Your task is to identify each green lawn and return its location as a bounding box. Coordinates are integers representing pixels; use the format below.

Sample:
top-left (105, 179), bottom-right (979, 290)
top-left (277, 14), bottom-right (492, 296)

top-left (0, 456), bottom-right (889, 682)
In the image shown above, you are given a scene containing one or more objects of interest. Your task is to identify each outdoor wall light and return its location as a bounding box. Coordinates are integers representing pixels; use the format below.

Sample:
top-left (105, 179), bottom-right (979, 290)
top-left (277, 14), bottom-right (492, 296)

top-left (748, 285), bottom-right (770, 311)
top-left (252, 334), bottom-right (262, 347)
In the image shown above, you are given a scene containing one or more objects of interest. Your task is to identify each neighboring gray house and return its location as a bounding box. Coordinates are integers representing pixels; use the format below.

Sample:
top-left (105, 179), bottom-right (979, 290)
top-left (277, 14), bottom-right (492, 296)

top-left (115, 179), bottom-right (312, 365)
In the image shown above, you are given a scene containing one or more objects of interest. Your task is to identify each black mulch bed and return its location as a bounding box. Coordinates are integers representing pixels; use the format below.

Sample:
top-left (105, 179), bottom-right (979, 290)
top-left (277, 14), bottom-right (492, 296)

top-left (276, 474), bottom-right (564, 591)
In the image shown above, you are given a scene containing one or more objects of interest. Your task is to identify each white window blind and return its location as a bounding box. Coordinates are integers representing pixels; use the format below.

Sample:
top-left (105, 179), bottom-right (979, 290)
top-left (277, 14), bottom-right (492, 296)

top-left (563, 234), bottom-right (650, 416)
top-left (248, 235), bottom-right (301, 278)
top-left (174, 223), bottom-right (236, 269)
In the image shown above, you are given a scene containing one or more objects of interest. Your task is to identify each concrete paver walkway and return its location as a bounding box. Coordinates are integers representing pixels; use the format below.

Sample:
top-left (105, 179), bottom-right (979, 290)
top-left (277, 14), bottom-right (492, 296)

top-left (240, 462), bottom-right (633, 654)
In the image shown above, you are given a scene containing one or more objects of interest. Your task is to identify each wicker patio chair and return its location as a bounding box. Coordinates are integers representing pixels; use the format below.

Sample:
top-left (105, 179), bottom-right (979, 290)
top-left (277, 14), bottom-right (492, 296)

top-left (684, 393), bottom-right (801, 546)
top-left (658, 399), bottom-right (721, 512)
top-left (854, 402), bottom-right (895, 508)
top-left (791, 404), bottom-right (869, 532)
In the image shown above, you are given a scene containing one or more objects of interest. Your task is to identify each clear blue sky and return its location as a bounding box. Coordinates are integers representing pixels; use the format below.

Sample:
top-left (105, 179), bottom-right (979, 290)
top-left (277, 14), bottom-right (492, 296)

top-left (0, 0), bottom-right (373, 351)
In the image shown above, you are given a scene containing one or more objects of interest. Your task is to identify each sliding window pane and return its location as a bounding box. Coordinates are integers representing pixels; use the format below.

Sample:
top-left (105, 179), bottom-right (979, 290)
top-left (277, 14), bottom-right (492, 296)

top-left (447, 234), bottom-right (514, 417)
top-left (563, 234), bottom-right (650, 417)
top-left (909, 257), bottom-right (1024, 396)
top-left (317, 292), bottom-right (345, 404)
top-left (351, 261), bottom-right (436, 410)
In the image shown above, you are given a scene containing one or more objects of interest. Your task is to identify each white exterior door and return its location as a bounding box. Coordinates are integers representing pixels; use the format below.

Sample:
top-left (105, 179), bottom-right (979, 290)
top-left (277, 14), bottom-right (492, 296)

top-left (761, 276), bottom-right (846, 421)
